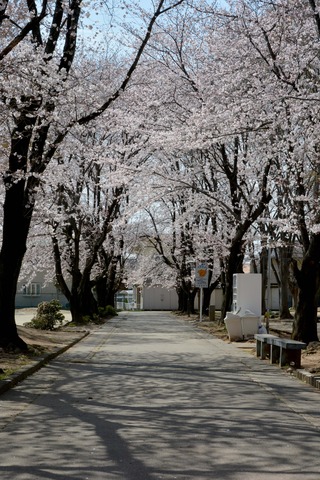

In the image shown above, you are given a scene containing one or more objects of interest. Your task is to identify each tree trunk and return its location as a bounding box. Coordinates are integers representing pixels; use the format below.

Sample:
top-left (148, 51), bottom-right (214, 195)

top-left (69, 280), bottom-right (98, 323)
top-left (177, 283), bottom-right (196, 315)
top-left (95, 253), bottom-right (123, 309)
top-left (0, 249), bottom-right (27, 349)
top-left (220, 241), bottom-right (244, 322)
top-left (292, 280), bottom-right (319, 343)
top-left (0, 183), bottom-right (30, 348)
top-left (279, 246), bottom-right (293, 319)
top-left (202, 287), bottom-right (210, 314)
top-left (53, 237), bottom-right (98, 324)
top-left (260, 247), bottom-right (268, 315)
top-left (177, 287), bottom-right (185, 312)
top-left (292, 235), bottom-right (320, 343)
top-left (0, 101), bottom-right (39, 349)
top-left (95, 276), bottom-right (116, 308)
top-left (202, 276), bottom-right (221, 316)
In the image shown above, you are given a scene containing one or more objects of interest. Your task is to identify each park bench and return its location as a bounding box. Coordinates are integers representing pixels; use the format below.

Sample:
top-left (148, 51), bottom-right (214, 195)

top-left (254, 333), bottom-right (307, 368)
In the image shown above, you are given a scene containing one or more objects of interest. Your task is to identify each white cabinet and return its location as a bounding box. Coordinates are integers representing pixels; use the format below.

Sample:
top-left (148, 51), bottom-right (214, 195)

top-left (232, 273), bottom-right (262, 316)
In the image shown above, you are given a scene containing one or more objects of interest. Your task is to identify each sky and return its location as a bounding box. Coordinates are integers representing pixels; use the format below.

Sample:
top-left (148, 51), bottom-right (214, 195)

top-left (80, 0), bottom-right (229, 51)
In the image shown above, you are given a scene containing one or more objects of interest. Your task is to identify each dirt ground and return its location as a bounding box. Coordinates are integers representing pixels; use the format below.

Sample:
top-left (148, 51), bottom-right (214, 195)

top-left (0, 324), bottom-right (89, 379)
top-left (1, 311), bottom-right (320, 379)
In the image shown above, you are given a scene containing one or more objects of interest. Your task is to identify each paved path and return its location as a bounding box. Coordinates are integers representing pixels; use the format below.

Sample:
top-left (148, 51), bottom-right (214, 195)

top-left (1, 311), bottom-right (320, 480)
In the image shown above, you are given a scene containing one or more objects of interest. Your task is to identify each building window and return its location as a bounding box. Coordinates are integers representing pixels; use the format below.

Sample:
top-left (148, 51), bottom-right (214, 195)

top-left (22, 283), bottom-right (41, 296)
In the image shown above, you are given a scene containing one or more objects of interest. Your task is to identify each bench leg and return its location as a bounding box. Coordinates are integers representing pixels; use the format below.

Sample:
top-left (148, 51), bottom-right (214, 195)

top-left (256, 340), bottom-right (272, 359)
top-left (261, 343), bottom-right (271, 360)
top-left (270, 344), bottom-right (280, 364)
top-left (256, 341), bottom-right (262, 357)
top-left (279, 346), bottom-right (287, 367)
top-left (279, 349), bottom-right (302, 368)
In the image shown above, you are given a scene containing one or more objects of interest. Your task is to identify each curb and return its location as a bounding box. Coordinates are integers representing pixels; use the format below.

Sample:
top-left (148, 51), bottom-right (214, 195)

top-left (0, 331), bottom-right (90, 395)
top-left (292, 368), bottom-right (320, 390)
top-left (269, 326), bottom-right (320, 391)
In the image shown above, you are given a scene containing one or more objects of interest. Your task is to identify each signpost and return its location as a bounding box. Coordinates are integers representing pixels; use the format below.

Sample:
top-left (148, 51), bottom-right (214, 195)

top-left (195, 262), bottom-right (209, 322)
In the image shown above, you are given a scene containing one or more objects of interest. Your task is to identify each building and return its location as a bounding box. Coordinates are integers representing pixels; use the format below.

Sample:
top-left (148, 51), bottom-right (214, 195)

top-left (16, 272), bottom-right (68, 308)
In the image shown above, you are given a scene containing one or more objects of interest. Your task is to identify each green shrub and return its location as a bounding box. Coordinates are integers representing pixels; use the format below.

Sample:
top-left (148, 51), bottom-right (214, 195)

top-left (98, 305), bottom-right (118, 317)
top-left (30, 300), bottom-right (65, 330)
top-left (79, 315), bottom-right (92, 325)
top-left (77, 314), bottom-right (103, 325)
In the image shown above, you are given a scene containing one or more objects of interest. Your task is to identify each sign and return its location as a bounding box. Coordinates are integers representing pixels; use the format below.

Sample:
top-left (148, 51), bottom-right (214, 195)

top-left (195, 262), bottom-right (209, 288)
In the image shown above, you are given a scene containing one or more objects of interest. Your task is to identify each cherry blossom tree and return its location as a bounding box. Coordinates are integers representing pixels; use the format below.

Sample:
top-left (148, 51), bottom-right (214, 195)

top-left (0, 0), bottom-right (186, 349)
top-left (126, 1), bottom-right (276, 320)
top-left (136, 0), bottom-right (320, 342)
top-left (42, 119), bottom-right (146, 322)
top-left (224, 0), bottom-right (320, 341)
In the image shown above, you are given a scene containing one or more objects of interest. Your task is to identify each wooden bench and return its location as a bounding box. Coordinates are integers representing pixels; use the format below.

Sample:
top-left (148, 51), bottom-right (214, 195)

top-left (254, 334), bottom-right (307, 368)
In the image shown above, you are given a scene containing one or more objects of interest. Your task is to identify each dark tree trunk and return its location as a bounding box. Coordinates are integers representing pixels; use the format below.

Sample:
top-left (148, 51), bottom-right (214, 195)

top-left (0, 100), bottom-right (40, 350)
top-left (69, 281), bottom-right (98, 323)
top-left (53, 236), bottom-right (98, 324)
top-left (0, 189), bottom-right (29, 349)
top-left (189, 289), bottom-right (197, 315)
top-left (220, 241), bottom-right (244, 322)
top-left (292, 235), bottom-right (320, 343)
top-left (95, 253), bottom-right (123, 309)
top-left (202, 276), bottom-right (221, 315)
top-left (260, 247), bottom-right (268, 315)
top-left (279, 246), bottom-right (293, 319)
top-left (202, 287), bottom-right (211, 315)
top-left (95, 276), bottom-right (116, 309)
top-left (177, 287), bottom-right (185, 312)
top-left (177, 283), bottom-right (196, 315)
top-left (292, 278), bottom-right (319, 343)
top-left (95, 277), bottom-right (108, 308)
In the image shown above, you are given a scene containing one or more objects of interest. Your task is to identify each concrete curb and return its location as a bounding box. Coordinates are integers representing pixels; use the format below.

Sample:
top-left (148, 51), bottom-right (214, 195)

top-left (292, 368), bottom-right (320, 390)
top-left (0, 331), bottom-right (90, 395)
top-left (269, 326), bottom-right (320, 391)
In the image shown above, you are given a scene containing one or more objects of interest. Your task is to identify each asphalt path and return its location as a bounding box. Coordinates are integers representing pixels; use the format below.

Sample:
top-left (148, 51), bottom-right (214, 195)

top-left (1, 311), bottom-right (320, 480)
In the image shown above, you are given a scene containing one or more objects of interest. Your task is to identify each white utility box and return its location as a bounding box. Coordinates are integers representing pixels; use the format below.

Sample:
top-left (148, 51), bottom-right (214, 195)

top-left (232, 273), bottom-right (262, 316)
top-left (224, 312), bottom-right (242, 341)
top-left (224, 308), bottom-right (261, 341)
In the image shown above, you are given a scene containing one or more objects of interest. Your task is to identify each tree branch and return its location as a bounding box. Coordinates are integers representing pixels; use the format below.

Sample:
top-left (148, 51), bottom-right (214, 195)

top-left (0, 0), bottom-right (48, 60)
top-left (78, 0), bottom-right (185, 125)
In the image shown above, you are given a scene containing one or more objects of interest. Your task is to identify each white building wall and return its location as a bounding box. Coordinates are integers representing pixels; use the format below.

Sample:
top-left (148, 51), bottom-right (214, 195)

top-left (210, 288), bottom-right (223, 309)
top-left (141, 286), bottom-right (178, 310)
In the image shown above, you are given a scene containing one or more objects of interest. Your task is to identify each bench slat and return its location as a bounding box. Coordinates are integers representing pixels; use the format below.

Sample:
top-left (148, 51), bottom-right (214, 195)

top-left (271, 338), bottom-right (306, 349)
top-left (254, 334), bottom-right (277, 341)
